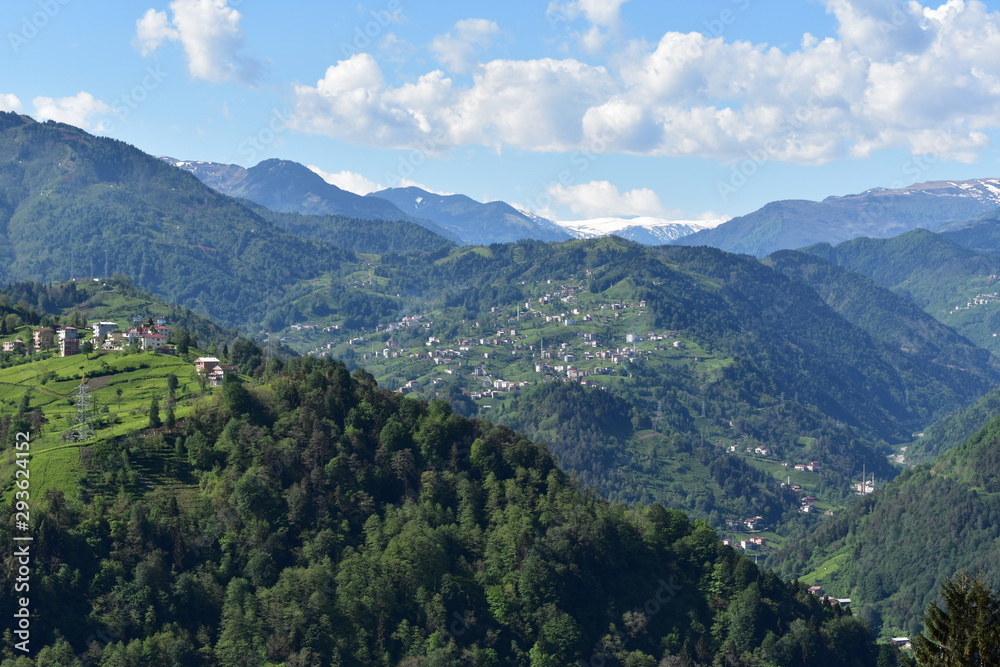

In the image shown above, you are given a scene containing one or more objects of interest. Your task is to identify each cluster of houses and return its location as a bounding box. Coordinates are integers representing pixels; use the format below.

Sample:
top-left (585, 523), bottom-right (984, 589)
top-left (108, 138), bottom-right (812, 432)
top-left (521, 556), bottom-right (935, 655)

top-left (952, 292), bottom-right (998, 312)
top-left (806, 586), bottom-right (853, 608)
top-left (732, 444), bottom-right (823, 477)
top-left (193, 356), bottom-right (239, 387)
top-left (725, 516), bottom-right (766, 532)
top-left (722, 535), bottom-right (768, 551)
top-left (98, 320), bottom-right (171, 353)
top-left (14, 316), bottom-right (175, 358)
top-left (301, 278), bottom-right (689, 404)
top-left (23, 325), bottom-right (83, 357)
top-left (1, 314), bottom-right (245, 390)
top-left (730, 443), bottom-right (774, 457)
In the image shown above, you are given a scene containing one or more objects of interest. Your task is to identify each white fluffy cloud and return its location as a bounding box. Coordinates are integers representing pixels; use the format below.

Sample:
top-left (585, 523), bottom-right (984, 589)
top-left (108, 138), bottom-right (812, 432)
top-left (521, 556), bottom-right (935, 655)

top-left (307, 165), bottom-right (448, 196)
top-left (308, 165), bottom-right (382, 195)
top-left (293, 54), bottom-right (614, 152)
top-left (292, 1), bottom-right (1000, 165)
top-left (134, 0), bottom-right (262, 85)
top-left (824, 0), bottom-right (931, 58)
top-left (0, 94), bottom-right (23, 113)
top-left (430, 19), bottom-right (501, 73)
top-left (135, 8), bottom-right (178, 56)
top-left (380, 33), bottom-right (417, 63)
top-left (32, 92), bottom-right (112, 131)
top-left (547, 180), bottom-right (668, 218)
top-left (548, 0), bottom-right (628, 52)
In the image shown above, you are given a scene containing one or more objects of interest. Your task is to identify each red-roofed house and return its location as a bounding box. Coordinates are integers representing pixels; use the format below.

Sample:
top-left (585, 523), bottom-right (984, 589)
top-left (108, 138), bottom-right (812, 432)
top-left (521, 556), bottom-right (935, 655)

top-left (194, 357), bottom-right (220, 373)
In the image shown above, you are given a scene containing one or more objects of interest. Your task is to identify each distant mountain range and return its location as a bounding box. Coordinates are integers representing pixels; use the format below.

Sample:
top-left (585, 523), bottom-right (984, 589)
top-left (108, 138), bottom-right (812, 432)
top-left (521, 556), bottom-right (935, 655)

top-left (160, 156), bottom-right (739, 247)
top-left (674, 179), bottom-right (1000, 256)
top-left (159, 157), bottom-right (459, 242)
top-left (366, 185), bottom-right (572, 244)
top-left (0, 114), bottom-right (348, 328)
top-left (166, 157), bottom-right (1000, 257)
top-left (556, 216), bottom-right (727, 244)
top-left (161, 157), bottom-right (574, 245)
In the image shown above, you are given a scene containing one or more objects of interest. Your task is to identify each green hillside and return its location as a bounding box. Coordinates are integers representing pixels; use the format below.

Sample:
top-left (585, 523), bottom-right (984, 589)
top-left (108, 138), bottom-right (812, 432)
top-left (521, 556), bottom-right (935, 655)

top-left (0, 354), bottom-right (909, 666)
top-left (244, 237), bottom-right (1000, 550)
top-left (939, 214), bottom-right (1000, 255)
top-left (770, 413), bottom-right (1000, 639)
top-left (903, 383), bottom-right (1000, 464)
top-left (0, 279), bottom-right (266, 504)
top-left (0, 277), bottom-right (238, 352)
top-left (0, 113), bottom-right (353, 328)
top-left (763, 249), bottom-right (999, 418)
top-left (240, 200), bottom-right (455, 256)
top-left (800, 229), bottom-right (1000, 353)
top-left (0, 345), bottom-right (201, 501)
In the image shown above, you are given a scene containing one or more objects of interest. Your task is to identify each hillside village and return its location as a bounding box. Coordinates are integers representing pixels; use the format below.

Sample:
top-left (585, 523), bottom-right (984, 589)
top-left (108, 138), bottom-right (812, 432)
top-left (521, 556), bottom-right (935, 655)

top-left (294, 280), bottom-right (684, 401)
top-left (266, 276), bottom-right (855, 556)
top-left (1, 315), bottom-right (239, 387)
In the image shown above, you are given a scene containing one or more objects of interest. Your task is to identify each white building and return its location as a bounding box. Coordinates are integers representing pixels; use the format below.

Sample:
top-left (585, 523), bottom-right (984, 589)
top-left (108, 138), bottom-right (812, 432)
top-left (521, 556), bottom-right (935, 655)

top-left (92, 321), bottom-right (119, 340)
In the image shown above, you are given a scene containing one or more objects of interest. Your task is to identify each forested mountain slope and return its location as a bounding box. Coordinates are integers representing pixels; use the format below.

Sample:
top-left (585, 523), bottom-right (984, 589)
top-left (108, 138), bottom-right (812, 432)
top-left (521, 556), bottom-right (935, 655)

top-left (0, 113), bottom-right (350, 327)
top-left (0, 356), bottom-right (908, 666)
top-left (673, 179), bottom-right (1000, 256)
top-left (275, 237), bottom-right (1000, 533)
top-left (800, 229), bottom-right (1000, 353)
top-left (771, 412), bottom-right (1000, 639)
top-left (239, 199), bottom-right (454, 255)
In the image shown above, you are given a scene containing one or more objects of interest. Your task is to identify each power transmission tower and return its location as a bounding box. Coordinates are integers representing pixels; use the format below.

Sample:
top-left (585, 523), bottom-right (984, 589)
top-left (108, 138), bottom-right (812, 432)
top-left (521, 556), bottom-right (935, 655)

top-left (69, 380), bottom-right (95, 441)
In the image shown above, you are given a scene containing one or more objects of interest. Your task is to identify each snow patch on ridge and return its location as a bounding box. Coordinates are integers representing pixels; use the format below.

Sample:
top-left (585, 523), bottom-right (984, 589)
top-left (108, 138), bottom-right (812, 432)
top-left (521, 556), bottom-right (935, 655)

top-left (554, 216), bottom-right (729, 244)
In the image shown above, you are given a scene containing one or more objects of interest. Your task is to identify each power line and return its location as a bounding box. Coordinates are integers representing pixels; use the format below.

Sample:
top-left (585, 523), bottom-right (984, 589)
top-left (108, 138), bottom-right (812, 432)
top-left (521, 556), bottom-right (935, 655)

top-left (69, 380), bottom-right (95, 441)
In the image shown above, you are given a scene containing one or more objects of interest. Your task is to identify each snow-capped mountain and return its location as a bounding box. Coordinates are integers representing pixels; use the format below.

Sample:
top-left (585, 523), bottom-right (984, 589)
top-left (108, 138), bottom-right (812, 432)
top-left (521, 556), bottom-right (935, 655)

top-left (368, 187), bottom-right (572, 244)
top-left (847, 178), bottom-right (1000, 206)
top-left (555, 216), bottom-right (728, 245)
top-left (675, 177), bottom-right (1000, 257)
top-left (159, 156), bottom-right (458, 241)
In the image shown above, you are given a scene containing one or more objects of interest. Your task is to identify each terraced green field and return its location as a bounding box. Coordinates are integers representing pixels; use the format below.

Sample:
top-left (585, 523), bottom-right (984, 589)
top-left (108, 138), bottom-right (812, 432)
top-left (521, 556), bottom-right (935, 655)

top-left (0, 331), bottom-right (207, 502)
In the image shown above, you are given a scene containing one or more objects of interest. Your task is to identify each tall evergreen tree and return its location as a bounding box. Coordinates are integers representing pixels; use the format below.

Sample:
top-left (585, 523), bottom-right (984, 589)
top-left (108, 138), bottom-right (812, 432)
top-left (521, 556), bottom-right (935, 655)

top-left (915, 574), bottom-right (1000, 666)
top-left (149, 396), bottom-right (162, 429)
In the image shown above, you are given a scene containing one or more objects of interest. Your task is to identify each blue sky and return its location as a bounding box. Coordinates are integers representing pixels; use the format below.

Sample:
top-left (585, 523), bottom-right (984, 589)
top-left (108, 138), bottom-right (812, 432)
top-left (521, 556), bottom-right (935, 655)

top-left (4, 0), bottom-right (1000, 222)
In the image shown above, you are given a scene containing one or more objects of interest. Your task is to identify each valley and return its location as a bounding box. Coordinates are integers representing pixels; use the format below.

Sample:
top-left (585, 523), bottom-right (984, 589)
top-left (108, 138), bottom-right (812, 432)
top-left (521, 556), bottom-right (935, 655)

top-left (3, 114), bottom-right (1000, 663)
top-left (12, 2), bottom-right (1000, 662)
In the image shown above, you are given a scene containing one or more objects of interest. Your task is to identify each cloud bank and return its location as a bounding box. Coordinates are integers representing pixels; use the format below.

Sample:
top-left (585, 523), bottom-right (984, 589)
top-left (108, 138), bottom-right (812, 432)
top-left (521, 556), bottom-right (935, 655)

top-left (291, 0), bottom-right (1000, 165)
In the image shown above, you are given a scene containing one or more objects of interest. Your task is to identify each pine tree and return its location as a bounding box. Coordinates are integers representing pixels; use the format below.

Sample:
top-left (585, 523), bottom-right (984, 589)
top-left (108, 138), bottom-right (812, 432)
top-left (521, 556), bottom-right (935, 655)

top-left (914, 573), bottom-right (1000, 666)
top-left (149, 396), bottom-right (162, 429)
